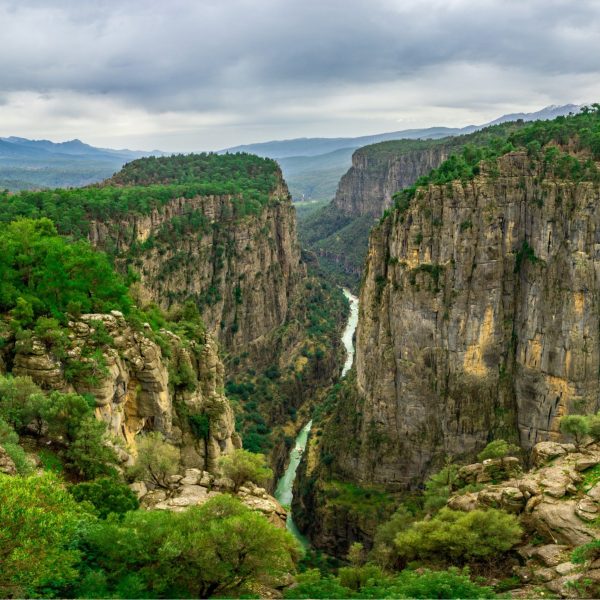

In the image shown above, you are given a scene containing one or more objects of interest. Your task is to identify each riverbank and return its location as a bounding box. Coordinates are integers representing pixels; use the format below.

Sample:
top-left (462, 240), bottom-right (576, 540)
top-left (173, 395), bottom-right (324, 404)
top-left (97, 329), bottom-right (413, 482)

top-left (274, 287), bottom-right (360, 547)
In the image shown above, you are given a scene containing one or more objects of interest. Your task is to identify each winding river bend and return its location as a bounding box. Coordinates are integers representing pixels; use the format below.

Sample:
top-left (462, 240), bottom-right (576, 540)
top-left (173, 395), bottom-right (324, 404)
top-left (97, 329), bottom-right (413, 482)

top-left (274, 287), bottom-right (359, 546)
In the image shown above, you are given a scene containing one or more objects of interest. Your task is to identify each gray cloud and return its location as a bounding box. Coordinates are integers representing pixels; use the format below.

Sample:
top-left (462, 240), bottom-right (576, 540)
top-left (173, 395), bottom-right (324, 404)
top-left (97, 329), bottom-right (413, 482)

top-left (0, 0), bottom-right (599, 149)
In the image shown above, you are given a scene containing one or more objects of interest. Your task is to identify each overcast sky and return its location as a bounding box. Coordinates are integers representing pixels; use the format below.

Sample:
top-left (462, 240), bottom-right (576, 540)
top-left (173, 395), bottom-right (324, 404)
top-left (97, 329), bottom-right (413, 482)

top-left (1, 0), bottom-right (599, 151)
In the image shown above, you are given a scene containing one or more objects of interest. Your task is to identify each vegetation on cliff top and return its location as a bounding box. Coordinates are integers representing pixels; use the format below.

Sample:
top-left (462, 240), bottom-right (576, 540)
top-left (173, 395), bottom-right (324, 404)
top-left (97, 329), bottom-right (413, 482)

top-left (390, 104), bottom-right (600, 217)
top-left (0, 474), bottom-right (298, 598)
top-left (0, 152), bottom-right (282, 237)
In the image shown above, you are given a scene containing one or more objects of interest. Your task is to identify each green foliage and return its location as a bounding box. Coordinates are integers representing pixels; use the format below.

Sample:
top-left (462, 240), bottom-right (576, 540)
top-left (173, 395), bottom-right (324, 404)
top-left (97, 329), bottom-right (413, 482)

top-left (219, 448), bottom-right (273, 492)
top-left (0, 472), bottom-right (90, 597)
top-left (0, 218), bottom-right (131, 322)
top-left (0, 374), bottom-right (47, 434)
top-left (128, 432), bottom-right (180, 488)
top-left (572, 540), bottom-right (600, 564)
top-left (423, 464), bottom-right (460, 512)
top-left (70, 477), bottom-right (139, 519)
top-left (42, 391), bottom-right (95, 443)
top-left (395, 507), bottom-right (522, 564)
top-left (514, 240), bottom-right (540, 273)
top-left (64, 417), bottom-right (119, 479)
top-left (0, 153), bottom-right (281, 237)
top-left (76, 494), bottom-right (298, 598)
top-left (0, 417), bottom-right (32, 474)
top-left (371, 504), bottom-right (416, 569)
top-left (477, 439), bottom-right (519, 462)
top-left (286, 566), bottom-right (495, 599)
top-left (560, 414), bottom-right (590, 447)
top-left (322, 480), bottom-right (394, 520)
top-left (189, 412), bottom-right (211, 440)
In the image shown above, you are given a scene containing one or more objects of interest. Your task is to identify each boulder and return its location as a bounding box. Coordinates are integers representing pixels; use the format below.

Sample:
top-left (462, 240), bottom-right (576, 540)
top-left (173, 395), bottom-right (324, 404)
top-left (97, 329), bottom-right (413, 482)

top-left (129, 481), bottom-right (148, 499)
top-left (531, 498), bottom-right (598, 546)
top-left (531, 544), bottom-right (570, 567)
top-left (532, 442), bottom-right (575, 467)
top-left (0, 445), bottom-right (16, 475)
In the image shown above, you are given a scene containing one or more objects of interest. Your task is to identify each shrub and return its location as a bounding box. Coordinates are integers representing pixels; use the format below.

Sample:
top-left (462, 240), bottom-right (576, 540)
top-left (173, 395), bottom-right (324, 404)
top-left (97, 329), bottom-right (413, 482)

top-left (65, 417), bottom-right (119, 480)
top-left (477, 439), bottom-right (519, 462)
top-left (128, 432), bottom-right (180, 488)
top-left (0, 472), bottom-right (90, 597)
top-left (70, 477), bottom-right (139, 519)
top-left (219, 448), bottom-right (273, 492)
top-left (560, 414), bottom-right (589, 448)
top-left (77, 494), bottom-right (298, 598)
top-left (395, 507), bottom-right (522, 564)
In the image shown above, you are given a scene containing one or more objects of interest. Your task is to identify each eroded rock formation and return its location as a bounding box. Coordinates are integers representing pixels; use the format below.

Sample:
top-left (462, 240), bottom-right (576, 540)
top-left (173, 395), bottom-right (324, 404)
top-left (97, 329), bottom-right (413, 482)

top-left (331, 151), bottom-right (600, 490)
top-left (11, 311), bottom-right (240, 471)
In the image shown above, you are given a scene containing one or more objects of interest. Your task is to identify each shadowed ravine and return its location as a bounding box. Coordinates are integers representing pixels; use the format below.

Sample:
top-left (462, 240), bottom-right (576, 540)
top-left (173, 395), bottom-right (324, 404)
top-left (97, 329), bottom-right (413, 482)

top-left (275, 288), bottom-right (360, 546)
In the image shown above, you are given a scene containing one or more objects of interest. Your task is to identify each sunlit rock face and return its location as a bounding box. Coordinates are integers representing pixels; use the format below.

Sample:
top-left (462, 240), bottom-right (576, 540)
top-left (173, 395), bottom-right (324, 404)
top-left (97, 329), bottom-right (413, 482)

top-left (12, 311), bottom-right (241, 472)
top-left (331, 151), bottom-right (600, 491)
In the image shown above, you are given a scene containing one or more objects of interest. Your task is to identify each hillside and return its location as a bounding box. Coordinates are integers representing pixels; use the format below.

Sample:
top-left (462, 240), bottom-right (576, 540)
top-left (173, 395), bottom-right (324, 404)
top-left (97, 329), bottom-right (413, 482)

top-left (0, 152), bottom-right (346, 472)
top-left (296, 107), bottom-right (600, 559)
top-left (0, 136), bottom-right (164, 191)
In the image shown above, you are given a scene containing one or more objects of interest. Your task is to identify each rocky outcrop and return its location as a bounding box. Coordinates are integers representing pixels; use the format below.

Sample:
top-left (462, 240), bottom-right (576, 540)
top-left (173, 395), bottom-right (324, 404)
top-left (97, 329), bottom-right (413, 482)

top-left (332, 145), bottom-right (450, 218)
top-left (88, 179), bottom-right (304, 355)
top-left (449, 442), bottom-right (600, 598)
top-left (326, 151), bottom-right (600, 492)
top-left (138, 467), bottom-right (287, 528)
top-left (11, 311), bottom-right (241, 471)
top-left (449, 443), bottom-right (600, 546)
top-left (0, 446), bottom-right (17, 475)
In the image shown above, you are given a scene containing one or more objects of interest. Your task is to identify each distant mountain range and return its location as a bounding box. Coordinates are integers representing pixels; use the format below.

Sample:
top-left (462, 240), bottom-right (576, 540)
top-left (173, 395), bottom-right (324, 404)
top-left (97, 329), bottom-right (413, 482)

top-left (222, 104), bottom-right (581, 200)
top-left (0, 137), bottom-right (165, 191)
top-left (1, 104), bottom-right (580, 194)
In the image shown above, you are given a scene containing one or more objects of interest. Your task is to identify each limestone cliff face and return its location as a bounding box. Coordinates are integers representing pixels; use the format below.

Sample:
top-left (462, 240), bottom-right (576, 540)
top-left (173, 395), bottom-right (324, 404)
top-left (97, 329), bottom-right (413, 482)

top-left (332, 146), bottom-right (449, 218)
top-left (88, 177), bottom-right (304, 354)
top-left (11, 311), bottom-right (241, 471)
top-left (329, 151), bottom-right (600, 491)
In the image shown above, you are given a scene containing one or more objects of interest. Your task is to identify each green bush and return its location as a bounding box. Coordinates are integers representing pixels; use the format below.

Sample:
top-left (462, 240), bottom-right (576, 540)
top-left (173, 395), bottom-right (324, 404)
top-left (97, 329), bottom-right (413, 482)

top-left (70, 477), bottom-right (139, 519)
top-left (76, 494), bottom-right (298, 598)
top-left (395, 507), bottom-right (522, 563)
top-left (219, 448), bottom-right (273, 492)
top-left (286, 566), bottom-right (495, 599)
top-left (0, 472), bottom-right (90, 597)
top-left (128, 432), bottom-right (180, 488)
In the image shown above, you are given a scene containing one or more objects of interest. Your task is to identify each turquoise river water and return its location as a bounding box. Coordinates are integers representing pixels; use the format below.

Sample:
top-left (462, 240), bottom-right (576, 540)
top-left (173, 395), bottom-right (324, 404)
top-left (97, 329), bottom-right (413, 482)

top-left (274, 288), bottom-right (359, 547)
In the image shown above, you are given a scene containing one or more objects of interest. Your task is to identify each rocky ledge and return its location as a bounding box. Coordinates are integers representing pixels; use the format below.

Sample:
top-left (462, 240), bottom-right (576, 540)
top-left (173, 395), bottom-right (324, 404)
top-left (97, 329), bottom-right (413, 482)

top-left (134, 467), bottom-right (287, 528)
top-left (449, 441), bottom-right (600, 597)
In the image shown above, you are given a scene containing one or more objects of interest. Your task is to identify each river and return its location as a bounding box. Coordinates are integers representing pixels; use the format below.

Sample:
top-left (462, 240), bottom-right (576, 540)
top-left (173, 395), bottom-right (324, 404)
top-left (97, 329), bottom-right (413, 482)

top-left (274, 287), bottom-right (359, 546)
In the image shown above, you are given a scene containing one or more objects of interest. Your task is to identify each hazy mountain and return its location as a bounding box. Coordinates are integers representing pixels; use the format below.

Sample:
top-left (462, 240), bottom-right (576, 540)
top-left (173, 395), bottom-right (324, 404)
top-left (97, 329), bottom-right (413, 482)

top-left (0, 137), bottom-right (166, 191)
top-left (222, 104), bottom-right (581, 200)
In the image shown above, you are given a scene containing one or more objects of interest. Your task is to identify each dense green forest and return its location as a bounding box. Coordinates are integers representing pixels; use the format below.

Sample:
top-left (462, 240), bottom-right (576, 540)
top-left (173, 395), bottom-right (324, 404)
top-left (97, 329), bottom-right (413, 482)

top-left (0, 153), bottom-right (281, 237)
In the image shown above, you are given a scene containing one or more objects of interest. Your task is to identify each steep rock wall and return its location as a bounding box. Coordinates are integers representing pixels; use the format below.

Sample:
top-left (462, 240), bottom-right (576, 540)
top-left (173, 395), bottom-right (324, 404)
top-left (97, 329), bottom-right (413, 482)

top-left (332, 146), bottom-right (450, 218)
top-left (88, 179), bottom-right (304, 354)
top-left (331, 151), bottom-right (600, 491)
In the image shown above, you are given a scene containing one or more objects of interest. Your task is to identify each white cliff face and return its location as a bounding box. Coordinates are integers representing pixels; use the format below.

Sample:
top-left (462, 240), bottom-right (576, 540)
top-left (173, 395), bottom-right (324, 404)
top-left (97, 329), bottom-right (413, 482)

top-left (12, 311), bottom-right (241, 472)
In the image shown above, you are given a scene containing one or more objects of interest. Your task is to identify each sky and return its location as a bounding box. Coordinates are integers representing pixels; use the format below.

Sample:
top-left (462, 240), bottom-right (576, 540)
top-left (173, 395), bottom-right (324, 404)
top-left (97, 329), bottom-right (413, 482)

top-left (1, 0), bottom-right (600, 151)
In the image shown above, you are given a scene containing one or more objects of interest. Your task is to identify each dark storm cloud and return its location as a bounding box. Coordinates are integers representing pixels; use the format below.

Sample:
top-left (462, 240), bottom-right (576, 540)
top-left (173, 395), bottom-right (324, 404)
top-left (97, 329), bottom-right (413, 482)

top-left (1, 0), bottom-right (599, 149)
top-left (2, 0), bottom-right (599, 110)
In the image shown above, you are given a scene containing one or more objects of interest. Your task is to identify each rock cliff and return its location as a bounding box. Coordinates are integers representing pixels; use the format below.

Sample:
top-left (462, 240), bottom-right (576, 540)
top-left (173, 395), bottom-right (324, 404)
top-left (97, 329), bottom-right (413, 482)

top-left (299, 122), bottom-right (524, 290)
top-left (331, 151), bottom-right (600, 490)
top-left (7, 311), bottom-right (240, 471)
top-left (332, 145), bottom-right (450, 218)
top-left (299, 146), bottom-right (600, 554)
top-left (88, 179), bottom-right (304, 356)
